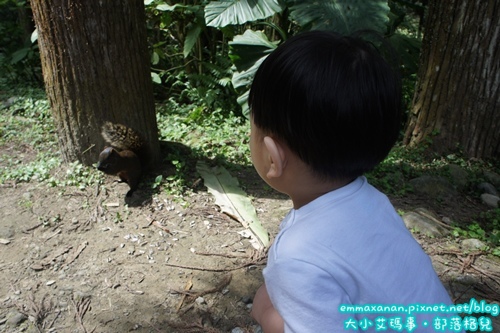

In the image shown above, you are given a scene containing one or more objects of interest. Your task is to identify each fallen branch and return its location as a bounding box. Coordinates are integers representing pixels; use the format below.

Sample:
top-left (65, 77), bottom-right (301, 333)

top-left (164, 249), bottom-right (267, 272)
top-left (31, 245), bottom-right (73, 270)
top-left (173, 273), bottom-right (232, 315)
top-left (72, 294), bottom-right (92, 333)
top-left (176, 277), bottom-right (193, 312)
top-left (15, 293), bottom-right (54, 333)
top-left (187, 273), bottom-right (232, 300)
top-left (64, 241), bottom-right (88, 267)
top-left (164, 258), bottom-right (265, 272)
top-left (194, 251), bottom-right (250, 259)
top-left (44, 228), bottom-right (62, 242)
top-left (23, 222), bottom-right (45, 233)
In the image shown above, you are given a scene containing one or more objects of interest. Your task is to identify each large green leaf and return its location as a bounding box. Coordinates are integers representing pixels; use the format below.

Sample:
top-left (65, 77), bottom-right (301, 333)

top-left (287, 0), bottom-right (390, 35)
top-left (205, 0), bottom-right (282, 28)
top-left (229, 29), bottom-right (278, 72)
top-left (156, 4), bottom-right (193, 12)
top-left (233, 57), bottom-right (266, 117)
top-left (184, 24), bottom-right (203, 58)
top-left (232, 56), bottom-right (267, 89)
top-left (196, 161), bottom-right (270, 249)
top-left (237, 89), bottom-right (251, 117)
top-left (229, 30), bottom-right (278, 117)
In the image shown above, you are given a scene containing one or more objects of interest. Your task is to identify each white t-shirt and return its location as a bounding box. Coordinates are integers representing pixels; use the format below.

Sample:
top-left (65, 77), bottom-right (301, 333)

top-left (264, 176), bottom-right (455, 332)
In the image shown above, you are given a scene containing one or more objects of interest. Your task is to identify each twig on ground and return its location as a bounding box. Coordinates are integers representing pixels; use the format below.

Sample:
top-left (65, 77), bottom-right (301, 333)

top-left (23, 222), bottom-right (45, 233)
top-left (43, 228), bottom-right (62, 242)
top-left (176, 277), bottom-right (193, 312)
top-left (143, 214), bottom-right (171, 234)
top-left (31, 245), bottom-right (73, 270)
top-left (64, 241), bottom-right (88, 267)
top-left (46, 310), bottom-right (62, 331)
top-left (189, 273), bottom-right (232, 300)
top-left (195, 251), bottom-right (250, 259)
top-left (14, 293), bottom-right (54, 333)
top-left (172, 273), bottom-right (232, 314)
top-left (72, 294), bottom-right (92, 333)
top-left (163, 260), bottom-right (263, 272)
top-left (164, 250), bottom-right (267, 272)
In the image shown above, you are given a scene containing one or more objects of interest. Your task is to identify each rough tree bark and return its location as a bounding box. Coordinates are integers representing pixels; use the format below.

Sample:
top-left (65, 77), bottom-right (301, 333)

top-left (404, 0), bottom-right (499, 159)
top-left (31, 0), bottom-right (160, 166)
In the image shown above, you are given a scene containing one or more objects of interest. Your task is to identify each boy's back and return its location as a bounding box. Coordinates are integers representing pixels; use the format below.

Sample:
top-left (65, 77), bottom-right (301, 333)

top-left (264, 176), bottom-right (453, 332)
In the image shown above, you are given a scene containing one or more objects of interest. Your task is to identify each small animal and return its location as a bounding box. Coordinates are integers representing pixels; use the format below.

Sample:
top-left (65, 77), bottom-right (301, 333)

top-left (97, 122), bottom-right (148, 197)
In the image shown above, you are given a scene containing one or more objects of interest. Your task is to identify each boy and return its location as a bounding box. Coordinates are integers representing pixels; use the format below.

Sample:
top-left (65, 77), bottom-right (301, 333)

top-left (249, 31), bottom-right (456, 332)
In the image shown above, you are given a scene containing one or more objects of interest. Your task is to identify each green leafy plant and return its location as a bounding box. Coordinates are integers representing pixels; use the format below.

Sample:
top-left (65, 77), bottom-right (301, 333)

top-left (0, 85), bottom-right (104, 191)
top-left (209, 0), bottom-right (422, 116)
top-left (0, 0), bottom-right (42, 83)
top-left (452, 223), bottom-right (486, 240)
top-left (152, 175), bottom-right (163, 190)
top-left (452, 209), bottom-right (500, 257)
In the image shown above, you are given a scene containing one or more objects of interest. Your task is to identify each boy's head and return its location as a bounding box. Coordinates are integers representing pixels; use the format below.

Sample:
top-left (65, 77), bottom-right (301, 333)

top-left (249, 30), bottom-right (402, 181)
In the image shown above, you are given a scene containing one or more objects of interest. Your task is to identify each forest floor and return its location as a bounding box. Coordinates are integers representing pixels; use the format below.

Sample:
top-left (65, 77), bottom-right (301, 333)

top-left (1, 141), bottom-right (500, 333)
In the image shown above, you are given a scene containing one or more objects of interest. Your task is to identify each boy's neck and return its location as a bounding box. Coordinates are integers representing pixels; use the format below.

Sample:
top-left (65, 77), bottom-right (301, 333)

top-left (287, 172), bottom-right (355, 210)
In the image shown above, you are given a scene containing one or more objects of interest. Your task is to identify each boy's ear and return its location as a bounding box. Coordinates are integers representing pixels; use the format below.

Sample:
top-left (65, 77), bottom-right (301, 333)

top-left (264, 136), bottom-right (286, 178)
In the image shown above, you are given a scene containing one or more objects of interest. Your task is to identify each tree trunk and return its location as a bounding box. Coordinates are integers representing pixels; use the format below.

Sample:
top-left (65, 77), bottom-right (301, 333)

top-left (31, 0), bottom-right (160, 166)
top-left (404, 0), bottom-right (500, 159)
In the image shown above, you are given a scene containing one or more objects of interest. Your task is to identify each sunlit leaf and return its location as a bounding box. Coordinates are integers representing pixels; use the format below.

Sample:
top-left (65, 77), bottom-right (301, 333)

top-left (196, 161), bottom-right (270, 249)
top-left (151, 72), bottom-right (161, 84)
top-left (151, 51), bottom-right (160, 65)
top-left (229, 29), bottom-right (278, 72)
top-left (205, 0), bottom-right (282, 28)
top-left (31, 29), bottom-right (38, 43)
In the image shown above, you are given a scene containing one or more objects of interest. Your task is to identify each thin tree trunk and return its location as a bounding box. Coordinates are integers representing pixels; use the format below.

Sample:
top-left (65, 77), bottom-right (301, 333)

top-left (31, 0), bottom-right (160, 166)
top-left (404, 0), bottom-right (500, 159)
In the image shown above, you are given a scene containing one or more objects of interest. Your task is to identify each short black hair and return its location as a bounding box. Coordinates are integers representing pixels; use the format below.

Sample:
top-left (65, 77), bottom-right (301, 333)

top-left (249, 30), bottom-right (402, 180)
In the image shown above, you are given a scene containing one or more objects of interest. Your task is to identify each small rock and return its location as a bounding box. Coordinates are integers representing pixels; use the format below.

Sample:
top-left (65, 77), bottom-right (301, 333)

top-left (232, 328), bottom-right (245, 333)
top-left (448, 164), bottom-right (469, 190)
top-left (409, 176), bottom-right (457, 199)
top-left (481, 193), bottom-right (499, 208)
top-left (0, 226), bottom-right (15, 239)
top-left (461, 238), bottom-right (486, 251)
top-left (452, 273), bottom-right (480, 286)
top-left (478, 182), bottom-right (499, 196)
top-left (442, 217), bottom-right (453, 225)
top-left (195, 296), bottom-right (205, 305)
top-left (484, 170), bottom-right (500, 188)
top-left (2, 97), bottom-right (17, 108)
top-left (253, 325), bottom-right (264, 333)
top-left (402, 209), bottom-right (450, 237)
top-left (241, 296), bottom-right (253, 304)
top-left (6, 311), bottom-right (27, 327)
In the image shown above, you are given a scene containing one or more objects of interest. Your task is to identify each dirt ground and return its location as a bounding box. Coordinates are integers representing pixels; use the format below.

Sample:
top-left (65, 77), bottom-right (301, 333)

top-left (1, 145), bottom-right (500, 333)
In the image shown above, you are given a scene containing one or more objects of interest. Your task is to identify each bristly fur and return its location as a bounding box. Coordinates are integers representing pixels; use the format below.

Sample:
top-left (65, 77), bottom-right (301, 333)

top-left (97, 122), bottom-right (148, 197)
top-left (101, 122), bottom-right (145, 153)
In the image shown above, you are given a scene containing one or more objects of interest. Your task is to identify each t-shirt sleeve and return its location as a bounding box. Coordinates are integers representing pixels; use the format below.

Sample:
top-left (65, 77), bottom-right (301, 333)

top-left (264, 258), bottom-right (352, 333)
